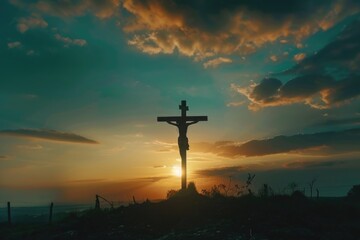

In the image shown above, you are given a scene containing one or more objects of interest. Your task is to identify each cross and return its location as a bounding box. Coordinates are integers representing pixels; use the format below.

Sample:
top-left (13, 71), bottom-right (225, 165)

top-left (157, 100), bottom-right (208, 190)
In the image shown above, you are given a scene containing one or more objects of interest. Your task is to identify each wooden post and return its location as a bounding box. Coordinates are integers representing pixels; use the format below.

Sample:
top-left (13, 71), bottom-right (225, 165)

top-left (7, 202), bottom-right (11, 225)
top-left (49, 202), bottom-right (53, 224)
top-left (95, 195), bottom-right (100, 209)
top-left (316, 188), bottom-right (320, 199)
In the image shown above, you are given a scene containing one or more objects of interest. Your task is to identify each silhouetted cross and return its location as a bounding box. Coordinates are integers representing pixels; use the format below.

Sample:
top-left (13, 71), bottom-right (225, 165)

top-left (157, 100), bottom-right (208, 190)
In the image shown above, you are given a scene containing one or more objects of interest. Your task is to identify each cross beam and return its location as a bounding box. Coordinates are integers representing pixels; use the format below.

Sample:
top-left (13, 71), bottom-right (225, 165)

top-left (157, 100), bottom-right (208, 190)
top-left (157, 116), bottom-right (208, 122)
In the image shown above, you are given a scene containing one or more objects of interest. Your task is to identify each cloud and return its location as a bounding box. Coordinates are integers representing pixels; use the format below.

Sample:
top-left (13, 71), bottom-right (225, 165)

top-left (226, 101), bottom-right (245, 107)
top-left (196, 159), bottom-right (352, 177)
top-left (67, 178), bottom-right (107, 184)
top-left (270, 55), bottom-right (278, 62)
top-left (232, 20), bottom-right (360, 110)
top-left (26, 50), bottom-right (36, 56)
top-left (190, 128), bottom-right (360, 158)
top-left (148, 140), bottom-right (177, 152)
top-left (196, 166), bottom-right (243, 177)
top-left (135, 176), bottom-right (172, 182)
top-left (153, 165), bottom-right (166, 168)
top-left (203, 57), bottom-right (232, 68)
top-left (311, 117), bottom-right (360, 129)
top-left (284, 160), bottom-right (348, 169)
top-left (17, 13), bottom-right (48, 33)
top-left (293, 52), bottom-right (306, 62)
top-left (0, 129), bottom-right (98, 144)
top-left (122, 0), bottom-right (359, 59)
top-left (7, 41), bottom-right (22, 49)
top-left (55, 33), bottom-right (87, 47)
top-left (9, 0), bottom-right (360, 61)
top-left (17, 144), bottom-right (43, 150)
top-left (233, 74), bottom-right (360, 110)
top-left (10, 0), bottom-right (121, 19)
top-left (288, 20), bottom-right (360, 75)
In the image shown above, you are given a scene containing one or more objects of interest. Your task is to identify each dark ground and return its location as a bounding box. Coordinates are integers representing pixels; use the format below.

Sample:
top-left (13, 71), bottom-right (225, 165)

top-left (1, 192), bottom-right (360, 240)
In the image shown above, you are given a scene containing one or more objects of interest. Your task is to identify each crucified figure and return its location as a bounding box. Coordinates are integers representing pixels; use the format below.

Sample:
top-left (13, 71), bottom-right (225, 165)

top-left (166, 120), bottom-right (198, 158)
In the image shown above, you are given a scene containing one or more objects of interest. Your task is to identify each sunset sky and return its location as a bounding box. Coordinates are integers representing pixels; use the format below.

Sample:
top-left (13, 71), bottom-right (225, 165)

top-left (1, 0), bottom-right (360, 206)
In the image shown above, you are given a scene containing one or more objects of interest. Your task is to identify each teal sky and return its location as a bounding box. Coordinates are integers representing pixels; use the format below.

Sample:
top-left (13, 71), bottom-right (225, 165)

top-left (1, 0), bottom-right (360, 205)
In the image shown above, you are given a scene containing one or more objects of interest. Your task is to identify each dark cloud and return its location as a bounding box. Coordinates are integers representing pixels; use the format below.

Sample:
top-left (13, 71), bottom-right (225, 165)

top-left (288, 20), bottom-right (360, 75)
top-left (67, 178), bottom-right (107, 184)
top-left (195, 166), bottom-right (243, 177)
top-left (251, 78), bottom-right (283, 102)
top-left (191, 128), bottom-right (360, 157)
top-left (195, 159), bottom-right (349, 177)
top-left (235, 74), bottom-right (360, 110)
top-left (284, 160), bottom-right (348, 169)
top-left (123, 0), bottom-right (359, 59)
top-left (0, 128), bottom-right (98, 144)
top-left (279, 75), bottom-right (333, 99)
top-left (9, 0), bottom-right (360, 60)
top-left (235, 20), bottom-right (360, 110)
top-left (313, 117), bottom-right (360, 127)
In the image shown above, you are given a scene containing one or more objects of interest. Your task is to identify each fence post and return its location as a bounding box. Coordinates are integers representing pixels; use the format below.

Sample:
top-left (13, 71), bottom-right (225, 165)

top-left (7, 202), bottom-right (11, 225)
top-left (95, 195), bottom-right (100, 209)
top-left (316, 188), bottom-right (320, 199)
top-left (49, 202), bottom-right (54, 224)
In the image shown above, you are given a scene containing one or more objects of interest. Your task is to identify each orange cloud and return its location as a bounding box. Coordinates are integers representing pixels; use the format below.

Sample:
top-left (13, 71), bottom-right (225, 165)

top-left (270, 55), bottom-right (278, 62)
top-left (294, 53), bottom-right (306, 62)
top-left (10, 0), bottom-right (359, 61)
top-left (203, 57), bottom-right (232, 68)
top-left (122, 0), bottom-right (359, 59)
top-left (231, 20), bottom-right (360, 110)
top-left (232, 74), bottom-right (360, 111)
top-left (17, 13), bottom-right (48, 33)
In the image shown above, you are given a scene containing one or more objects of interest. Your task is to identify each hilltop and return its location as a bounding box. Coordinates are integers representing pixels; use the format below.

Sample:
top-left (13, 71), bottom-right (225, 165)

top-left (1, 185), bottom-right (360, 240)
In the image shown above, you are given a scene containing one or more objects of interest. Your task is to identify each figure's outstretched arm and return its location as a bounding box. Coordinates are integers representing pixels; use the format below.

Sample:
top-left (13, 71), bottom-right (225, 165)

top-left (166, 121), bottom-right (178, 127)
top-left (186, 121), bottom-right (199, 126)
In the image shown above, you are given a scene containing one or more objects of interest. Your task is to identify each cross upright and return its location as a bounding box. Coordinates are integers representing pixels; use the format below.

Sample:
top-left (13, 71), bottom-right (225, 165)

top-left (157, 100), bottom-right (208, 190)
top-left (179, 100), bottom-right (189, 117)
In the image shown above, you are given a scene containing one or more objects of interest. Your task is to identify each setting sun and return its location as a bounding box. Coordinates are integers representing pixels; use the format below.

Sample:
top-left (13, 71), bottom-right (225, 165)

top-left (172, 166), bottom-right (182, 177)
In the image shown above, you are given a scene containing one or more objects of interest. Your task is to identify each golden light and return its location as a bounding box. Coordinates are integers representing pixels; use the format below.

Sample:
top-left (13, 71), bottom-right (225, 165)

top-left (172, 166), bottom-right (182, 177)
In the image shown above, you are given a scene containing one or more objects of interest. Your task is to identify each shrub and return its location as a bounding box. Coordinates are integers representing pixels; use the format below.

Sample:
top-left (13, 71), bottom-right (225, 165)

top-left (258, 184), bottom-right (274, 198)
top-left (347, 184), bottom-right (360, 200)
top-left (167, 189), bottom-right (179, 199)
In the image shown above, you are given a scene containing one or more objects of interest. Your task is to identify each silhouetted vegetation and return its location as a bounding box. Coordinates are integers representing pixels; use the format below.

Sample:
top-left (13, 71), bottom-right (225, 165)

top-left (347, 184), bottom-right (360, 200)
top-left (1, 181), bottom-right (360, 240)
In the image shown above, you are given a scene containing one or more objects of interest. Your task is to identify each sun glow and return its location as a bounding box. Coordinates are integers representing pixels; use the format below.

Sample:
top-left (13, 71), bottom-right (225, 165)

top-left (172, 166), bottom-right (182, 177)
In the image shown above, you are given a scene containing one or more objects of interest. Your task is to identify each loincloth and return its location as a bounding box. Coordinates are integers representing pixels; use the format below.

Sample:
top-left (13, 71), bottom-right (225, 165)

top-left (178, 136), bottom-right (189, 150)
